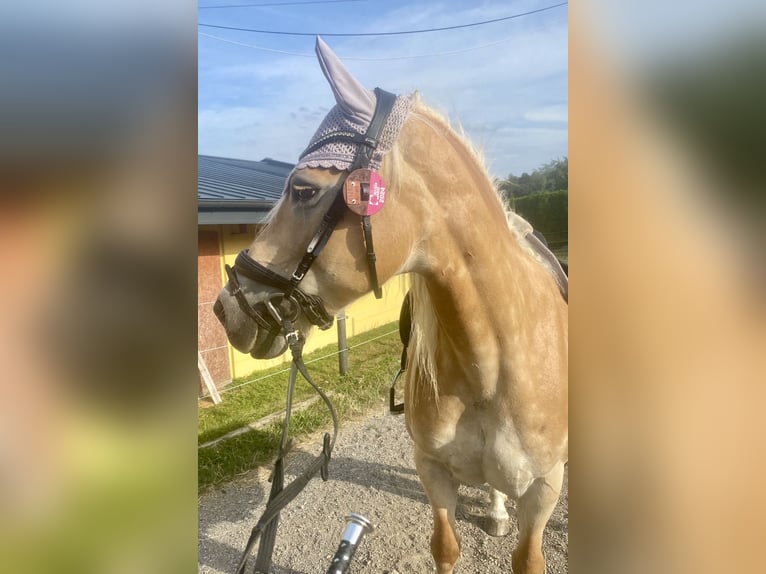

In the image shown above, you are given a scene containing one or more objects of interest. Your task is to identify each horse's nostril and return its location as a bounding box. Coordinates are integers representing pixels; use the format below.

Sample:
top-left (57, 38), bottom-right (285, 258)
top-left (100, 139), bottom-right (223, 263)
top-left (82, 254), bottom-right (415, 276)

top-left (213, 299), bottom-right (225, 323)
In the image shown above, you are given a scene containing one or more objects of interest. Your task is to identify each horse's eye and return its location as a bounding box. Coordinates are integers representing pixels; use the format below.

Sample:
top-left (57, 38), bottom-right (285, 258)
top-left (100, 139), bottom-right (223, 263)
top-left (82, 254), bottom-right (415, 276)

top-left (292, 186), bottom-right (318, 202)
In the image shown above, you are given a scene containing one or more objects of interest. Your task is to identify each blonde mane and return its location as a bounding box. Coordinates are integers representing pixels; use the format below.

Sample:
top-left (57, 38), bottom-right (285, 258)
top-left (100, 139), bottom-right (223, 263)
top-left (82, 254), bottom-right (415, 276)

top-left (408, 94), bottom-right (494, 180)
top-left (406, 97), bottom-right (546, 262)
top-left (401, 97), bottom-right (499, 406)
top-left (400, 96), bottom-right (564, 403)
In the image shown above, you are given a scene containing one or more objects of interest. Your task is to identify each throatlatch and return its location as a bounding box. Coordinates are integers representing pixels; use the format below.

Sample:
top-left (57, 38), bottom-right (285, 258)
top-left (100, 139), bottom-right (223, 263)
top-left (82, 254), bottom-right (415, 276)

top-left (343, 88), bottom-right (397, 299)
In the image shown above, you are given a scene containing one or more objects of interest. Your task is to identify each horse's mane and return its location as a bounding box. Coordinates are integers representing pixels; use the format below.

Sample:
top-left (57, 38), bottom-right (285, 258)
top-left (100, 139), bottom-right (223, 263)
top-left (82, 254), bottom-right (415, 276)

top-left (408, 94), bottom-right (493, 180)
top-left (402, 96), bottom-right (561, 403)
top-left (405, 97), bottom-right (542, 257)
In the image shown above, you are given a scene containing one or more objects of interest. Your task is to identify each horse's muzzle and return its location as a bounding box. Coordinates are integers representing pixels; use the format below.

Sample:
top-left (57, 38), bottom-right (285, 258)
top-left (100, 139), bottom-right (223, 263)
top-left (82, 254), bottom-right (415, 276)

top-left (213, 298), bottom-right (226, 324)
top-left (213, 287), bottom-right (291, 359)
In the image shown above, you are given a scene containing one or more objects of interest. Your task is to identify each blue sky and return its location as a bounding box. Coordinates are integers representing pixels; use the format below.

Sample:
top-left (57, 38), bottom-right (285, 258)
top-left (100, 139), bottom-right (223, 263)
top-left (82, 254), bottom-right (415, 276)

top-left (198, 0), bottom-right (568, 179)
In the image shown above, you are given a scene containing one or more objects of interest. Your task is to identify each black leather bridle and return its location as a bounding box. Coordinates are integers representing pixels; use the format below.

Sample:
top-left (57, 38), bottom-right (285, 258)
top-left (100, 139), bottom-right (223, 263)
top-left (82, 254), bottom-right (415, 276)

top-left (228, 88), bottom-right (398, 574)
top-left (224, 87), bottom-right (397, 339)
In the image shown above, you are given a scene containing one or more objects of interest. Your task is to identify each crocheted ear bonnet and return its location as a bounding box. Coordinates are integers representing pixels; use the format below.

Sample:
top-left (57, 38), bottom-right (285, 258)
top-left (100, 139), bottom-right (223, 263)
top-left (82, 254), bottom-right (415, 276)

top-left (295, 37), bottom-right (413, 172)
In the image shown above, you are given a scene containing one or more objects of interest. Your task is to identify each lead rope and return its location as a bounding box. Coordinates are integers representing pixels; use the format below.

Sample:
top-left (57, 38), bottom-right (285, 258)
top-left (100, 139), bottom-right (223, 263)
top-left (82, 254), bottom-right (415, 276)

top-left (235, 301), bottom-right (339, 574)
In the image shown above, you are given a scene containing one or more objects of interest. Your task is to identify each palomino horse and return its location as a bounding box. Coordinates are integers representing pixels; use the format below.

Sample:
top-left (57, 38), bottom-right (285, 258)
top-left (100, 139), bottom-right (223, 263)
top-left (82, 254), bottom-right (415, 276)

top-left (214, 38), bottom-right (567, 574)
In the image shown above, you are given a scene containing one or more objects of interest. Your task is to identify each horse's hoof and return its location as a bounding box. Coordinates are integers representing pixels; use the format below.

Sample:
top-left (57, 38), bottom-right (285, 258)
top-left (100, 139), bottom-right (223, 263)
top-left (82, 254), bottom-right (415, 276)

top-left (484, 517), bottom-right (510, 537)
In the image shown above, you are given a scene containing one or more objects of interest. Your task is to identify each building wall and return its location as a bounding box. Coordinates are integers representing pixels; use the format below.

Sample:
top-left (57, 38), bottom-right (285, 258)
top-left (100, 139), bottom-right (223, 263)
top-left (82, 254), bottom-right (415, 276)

top-left (198, 223), bottom-right (409, 389)
top-left (198, 227), bottom-right (232, 391)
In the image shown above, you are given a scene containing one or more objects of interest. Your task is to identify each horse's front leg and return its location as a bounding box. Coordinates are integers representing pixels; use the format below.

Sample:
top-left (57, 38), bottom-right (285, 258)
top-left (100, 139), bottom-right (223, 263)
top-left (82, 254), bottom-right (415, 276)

top-left (414, 447), bottom-right (460, 574)
top-left (512, 461), bottom-right (565, 574)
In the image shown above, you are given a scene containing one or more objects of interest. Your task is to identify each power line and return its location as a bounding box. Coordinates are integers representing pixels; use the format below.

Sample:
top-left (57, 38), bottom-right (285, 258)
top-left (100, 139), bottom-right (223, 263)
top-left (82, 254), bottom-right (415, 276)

top-left (200, 30), bottom-right (520, 60)
top-left (198, 2), bottom-right (568, 37)
top-left (200, 0), bottom-right (368, 9)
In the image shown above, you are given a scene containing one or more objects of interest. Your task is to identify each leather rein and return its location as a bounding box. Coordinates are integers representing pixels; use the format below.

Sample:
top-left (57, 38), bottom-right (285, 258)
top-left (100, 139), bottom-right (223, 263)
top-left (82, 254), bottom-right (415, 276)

top-left (229, 88), bottom-right (397, 574)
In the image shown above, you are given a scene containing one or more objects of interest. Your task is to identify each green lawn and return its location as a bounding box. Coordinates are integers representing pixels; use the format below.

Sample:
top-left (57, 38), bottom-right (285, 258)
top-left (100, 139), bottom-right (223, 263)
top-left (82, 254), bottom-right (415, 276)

top-left (198, 322), bottom-right (402, 492)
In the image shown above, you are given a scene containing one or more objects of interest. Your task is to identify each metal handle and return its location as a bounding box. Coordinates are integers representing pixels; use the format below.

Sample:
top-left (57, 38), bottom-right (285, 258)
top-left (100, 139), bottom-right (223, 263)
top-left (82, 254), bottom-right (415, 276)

top-left (325, 513), bottom-right (374, 574)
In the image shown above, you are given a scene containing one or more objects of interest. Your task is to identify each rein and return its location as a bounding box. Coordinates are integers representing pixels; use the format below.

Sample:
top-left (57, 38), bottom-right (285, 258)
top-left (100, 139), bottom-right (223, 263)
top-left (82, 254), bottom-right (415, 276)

top-left (229, 88), bottom-right (397, 574)
top-left (234, 298), bottom-right (339, 574)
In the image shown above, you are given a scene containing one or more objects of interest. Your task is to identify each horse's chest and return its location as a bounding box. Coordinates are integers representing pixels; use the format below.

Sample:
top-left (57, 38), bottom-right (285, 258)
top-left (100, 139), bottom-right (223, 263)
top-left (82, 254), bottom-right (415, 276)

top-left (407, 399), bottom-right (533, 491)
top-left (421, 418), bottom-right (486, 485)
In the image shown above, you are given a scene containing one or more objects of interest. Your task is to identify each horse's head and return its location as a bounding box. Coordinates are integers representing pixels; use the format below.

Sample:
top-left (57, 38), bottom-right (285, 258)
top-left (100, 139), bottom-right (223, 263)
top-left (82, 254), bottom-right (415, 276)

top-left (214, 38), bottom-right (421, 359)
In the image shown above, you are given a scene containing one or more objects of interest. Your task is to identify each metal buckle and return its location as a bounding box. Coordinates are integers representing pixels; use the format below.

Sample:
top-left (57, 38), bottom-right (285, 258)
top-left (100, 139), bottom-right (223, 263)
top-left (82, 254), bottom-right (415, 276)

top-left (264, 299), bottom-right (284, 325)
top-left (292, 270), bottom-right (305, 282)
top-left (285, 330), bottom-right (301, 347)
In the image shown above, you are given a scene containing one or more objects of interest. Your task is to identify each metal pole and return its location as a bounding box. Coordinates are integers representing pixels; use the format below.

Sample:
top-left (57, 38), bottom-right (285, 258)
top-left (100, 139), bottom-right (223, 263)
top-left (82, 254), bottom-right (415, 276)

top-left (337, 310), bottom-right (348, 375)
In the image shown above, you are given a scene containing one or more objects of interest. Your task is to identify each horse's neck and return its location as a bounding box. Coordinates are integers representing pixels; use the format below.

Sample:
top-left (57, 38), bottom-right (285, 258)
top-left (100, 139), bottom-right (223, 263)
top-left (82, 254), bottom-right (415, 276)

top-left (408, 163), bottom-right (558, 392)
top-left (397, 110), bottom-right (564, 394)
top-left (417, 210), bottom-right (536, 355)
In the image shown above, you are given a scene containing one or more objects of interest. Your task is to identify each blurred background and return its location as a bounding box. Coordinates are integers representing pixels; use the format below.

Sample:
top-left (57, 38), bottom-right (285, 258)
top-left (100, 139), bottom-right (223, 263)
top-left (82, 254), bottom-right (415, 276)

top-left (0, 1), bottom-right (197, 572)
top-left (0, 1), bottom-right (764, 573)
top-left (570, 1), bottom-right (766, 573)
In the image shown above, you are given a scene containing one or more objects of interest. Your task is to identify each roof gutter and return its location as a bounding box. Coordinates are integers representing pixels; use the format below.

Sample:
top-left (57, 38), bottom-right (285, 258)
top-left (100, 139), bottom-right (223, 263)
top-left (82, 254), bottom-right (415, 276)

top-left (198, 200), bottom-right (275, 210)
top-left (198, 200), bottom-right (276, 225)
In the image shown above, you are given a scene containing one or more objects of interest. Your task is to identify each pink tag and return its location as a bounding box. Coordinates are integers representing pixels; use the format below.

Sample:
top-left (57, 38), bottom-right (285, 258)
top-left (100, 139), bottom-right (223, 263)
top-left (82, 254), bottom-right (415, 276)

top-left (343, 169), bottom-right (387, 216)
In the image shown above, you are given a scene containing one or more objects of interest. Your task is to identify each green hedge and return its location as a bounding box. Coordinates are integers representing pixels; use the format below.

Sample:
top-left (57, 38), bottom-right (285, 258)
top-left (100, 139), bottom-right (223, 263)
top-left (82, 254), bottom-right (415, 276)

top-left (508, 189), bottom-right (568, 248)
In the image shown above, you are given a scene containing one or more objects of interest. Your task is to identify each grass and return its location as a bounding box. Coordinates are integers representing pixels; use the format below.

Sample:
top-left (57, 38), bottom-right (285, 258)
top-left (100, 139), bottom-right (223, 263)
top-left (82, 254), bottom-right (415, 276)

top-left (198, 322), bottom-right (402, 492)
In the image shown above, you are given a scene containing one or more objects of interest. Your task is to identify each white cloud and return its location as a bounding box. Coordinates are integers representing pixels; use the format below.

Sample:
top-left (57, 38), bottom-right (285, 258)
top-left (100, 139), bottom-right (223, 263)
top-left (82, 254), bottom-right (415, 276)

top-left (523, 104), bottom-right (568, 123)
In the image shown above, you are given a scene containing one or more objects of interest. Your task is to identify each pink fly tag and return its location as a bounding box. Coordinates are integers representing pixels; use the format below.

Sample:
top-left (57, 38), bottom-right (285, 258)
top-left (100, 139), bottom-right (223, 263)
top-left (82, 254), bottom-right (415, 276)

top-left (343, 169), bottom-right (386, 216)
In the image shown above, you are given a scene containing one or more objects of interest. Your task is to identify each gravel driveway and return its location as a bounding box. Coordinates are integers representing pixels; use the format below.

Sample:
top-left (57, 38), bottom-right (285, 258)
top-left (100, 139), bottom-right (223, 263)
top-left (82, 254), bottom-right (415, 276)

top-left (199, 410), bottom-right (568, 573)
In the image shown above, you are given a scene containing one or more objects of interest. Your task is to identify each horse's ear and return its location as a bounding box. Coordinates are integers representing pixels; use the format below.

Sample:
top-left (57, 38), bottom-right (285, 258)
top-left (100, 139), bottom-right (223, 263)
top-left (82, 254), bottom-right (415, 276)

top-left (315, 36), bottom-right (376, 124)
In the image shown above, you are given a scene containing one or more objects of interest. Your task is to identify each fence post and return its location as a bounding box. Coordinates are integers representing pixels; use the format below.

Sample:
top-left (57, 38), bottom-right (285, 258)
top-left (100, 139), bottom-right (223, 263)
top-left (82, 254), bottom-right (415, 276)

top-left (198, 351), bottom-right (222, 404)
top-left (337, 310), bottom-right (348, 375)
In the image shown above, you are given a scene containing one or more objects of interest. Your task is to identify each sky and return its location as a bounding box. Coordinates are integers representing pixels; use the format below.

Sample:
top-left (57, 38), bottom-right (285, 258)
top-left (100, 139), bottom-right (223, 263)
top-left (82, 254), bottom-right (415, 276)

top-left (198, 0), bottom-right (568, 179)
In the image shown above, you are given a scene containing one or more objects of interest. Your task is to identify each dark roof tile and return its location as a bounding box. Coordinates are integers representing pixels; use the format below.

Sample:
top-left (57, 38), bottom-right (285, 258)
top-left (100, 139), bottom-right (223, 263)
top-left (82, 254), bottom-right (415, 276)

top-left (198, 155), bottom-right (294, 203)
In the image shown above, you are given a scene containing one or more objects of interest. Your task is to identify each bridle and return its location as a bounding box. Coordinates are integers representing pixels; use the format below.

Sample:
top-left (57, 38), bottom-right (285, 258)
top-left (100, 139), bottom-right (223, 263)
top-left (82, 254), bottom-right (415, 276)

top-left (228, 88), bottom-right (398, 574)
top-left (224, 87), bottom-right (397, 340)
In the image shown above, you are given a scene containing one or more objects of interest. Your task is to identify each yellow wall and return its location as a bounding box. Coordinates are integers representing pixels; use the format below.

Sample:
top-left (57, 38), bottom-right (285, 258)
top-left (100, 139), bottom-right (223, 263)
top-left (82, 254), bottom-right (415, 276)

top-left (215, 224), bottom-right (409, 379)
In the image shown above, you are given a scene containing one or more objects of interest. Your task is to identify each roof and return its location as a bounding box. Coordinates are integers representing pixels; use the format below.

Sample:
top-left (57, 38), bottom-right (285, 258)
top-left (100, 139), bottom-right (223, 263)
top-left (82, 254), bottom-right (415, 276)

top-left (198, 155), bottom-right (294, 224)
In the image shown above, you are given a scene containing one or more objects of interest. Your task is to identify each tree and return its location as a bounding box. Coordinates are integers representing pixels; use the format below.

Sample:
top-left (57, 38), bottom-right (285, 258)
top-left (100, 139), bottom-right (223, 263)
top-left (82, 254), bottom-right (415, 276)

top-left (499, 157), bottom-right (567, 201)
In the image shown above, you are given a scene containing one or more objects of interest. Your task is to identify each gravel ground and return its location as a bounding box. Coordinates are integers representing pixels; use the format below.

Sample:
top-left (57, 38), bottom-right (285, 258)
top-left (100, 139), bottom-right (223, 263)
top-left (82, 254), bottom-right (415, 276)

top-left (199, 409), bottom-right (568, 573)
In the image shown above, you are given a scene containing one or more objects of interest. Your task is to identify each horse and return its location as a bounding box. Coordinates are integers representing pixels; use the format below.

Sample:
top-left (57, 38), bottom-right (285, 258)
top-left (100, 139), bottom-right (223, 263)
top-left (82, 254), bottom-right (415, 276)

top-left (214, 37), bottom-right (568, 574)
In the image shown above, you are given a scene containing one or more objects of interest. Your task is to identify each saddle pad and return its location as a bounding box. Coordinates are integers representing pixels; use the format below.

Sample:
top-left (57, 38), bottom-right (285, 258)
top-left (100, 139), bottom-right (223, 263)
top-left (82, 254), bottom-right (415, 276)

top-left (504, 209), bottom-right (568, 302)
top-left (524, 231), bottom-right (568, 303)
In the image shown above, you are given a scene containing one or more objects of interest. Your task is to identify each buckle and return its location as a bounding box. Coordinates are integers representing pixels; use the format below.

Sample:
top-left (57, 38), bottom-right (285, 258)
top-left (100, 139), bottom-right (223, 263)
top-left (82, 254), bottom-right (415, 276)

top-left (292, 270), bottom-right (305, 282)
top-left (285, 330), bottom-right (301, 347)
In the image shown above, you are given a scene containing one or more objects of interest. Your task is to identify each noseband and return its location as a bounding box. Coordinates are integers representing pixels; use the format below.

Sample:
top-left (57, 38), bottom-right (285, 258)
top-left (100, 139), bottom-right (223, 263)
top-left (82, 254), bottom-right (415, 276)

top-left (225, 87), bottom-right (397, 333)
